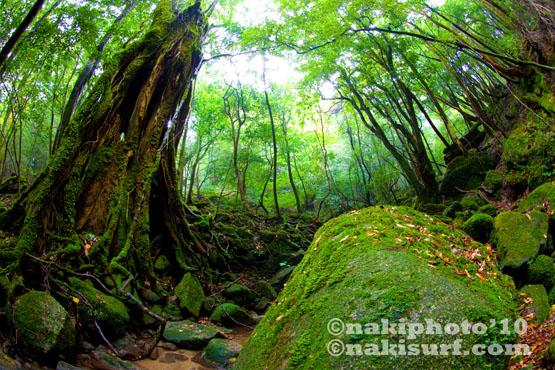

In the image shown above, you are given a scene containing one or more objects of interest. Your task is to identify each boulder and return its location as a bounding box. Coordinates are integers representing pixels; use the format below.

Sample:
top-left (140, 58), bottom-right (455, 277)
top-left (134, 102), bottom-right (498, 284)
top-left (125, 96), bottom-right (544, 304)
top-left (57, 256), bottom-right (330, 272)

top-left (520, 284), bottom-right (550, 324)
top-left (256, 280), bottom-right (277, 299)
top-left (197, 338), bottom-right (242, 367)
top-left (269, 265), bottom-right (295, 289)
top-left (440, 153), bottom-right (496, 198)
top-left (237, 206), bottom-right (517, 370)
top-left (162, 320), bottom-right (223, 349)
top-left (493, 211), bottom-right (549, 271)
top-left (461, 213), bottom-right (494, 243)
top-left (484, 170), bottom-right (503, 193)
top-left (517, 181), bottom-right (555, 212)
top-left (210, 303), bottom-right (256, 326)
top-left (527, 255), bottom-right (555, 290)
top-left (175, 273), bottom-right (205, 318)
top-left (224, 283), bottom-right (259, 306)
top-left (69, 277), bottom-right (130, 337)
top-left (14, 291), bottom-right (76, 361)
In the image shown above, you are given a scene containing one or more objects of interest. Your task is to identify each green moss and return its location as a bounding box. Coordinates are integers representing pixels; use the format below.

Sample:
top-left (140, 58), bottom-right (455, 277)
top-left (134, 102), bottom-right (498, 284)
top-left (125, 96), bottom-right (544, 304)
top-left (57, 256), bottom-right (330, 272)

top-left (175, 272), bottom-right (205, 318)
top-left (211, 303), bottom-right (255, 326)
top-left (461, 213), bottom-right (494, 243)
top-left (484, 170), bottom-right (503, 192)
top-left (545, 338), bottom-right (555, 366)
top-left (528, 255), bottom-right (555, 291)
top-left (440, 153), bottom-right (496, 198)
top-left (493, 211), bottom-right (548, 270)
top-left (69, 277), bottom-right (130, 337)
top-left (520, 284), bottom-right (550, 324)
top-left (237, 206), bottom-right (516, 370)
top-left (13, 291), bottom-right (76, 360)
top-left (442, 201), bottom-right (463, 218)
top-left (517, 182), bottom-right (555, 212)
top-left (460, 198), bottom-right (480, 211)
top-left (477, 204), bottom-right (497, 217)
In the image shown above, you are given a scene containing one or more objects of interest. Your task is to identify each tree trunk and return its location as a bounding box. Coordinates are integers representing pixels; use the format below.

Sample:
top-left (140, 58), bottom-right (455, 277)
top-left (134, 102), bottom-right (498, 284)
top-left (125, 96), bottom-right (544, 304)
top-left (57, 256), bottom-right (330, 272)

top-left (0, 1), bottom-right (213, 280)
top-left (0, 0), bottom-right (45, 73)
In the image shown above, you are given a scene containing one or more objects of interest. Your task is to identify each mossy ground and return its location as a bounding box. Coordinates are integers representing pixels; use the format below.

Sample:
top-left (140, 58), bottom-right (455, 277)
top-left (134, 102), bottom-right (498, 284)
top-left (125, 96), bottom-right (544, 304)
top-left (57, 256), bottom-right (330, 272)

top-left (237, 206), bottom-right (517, 370)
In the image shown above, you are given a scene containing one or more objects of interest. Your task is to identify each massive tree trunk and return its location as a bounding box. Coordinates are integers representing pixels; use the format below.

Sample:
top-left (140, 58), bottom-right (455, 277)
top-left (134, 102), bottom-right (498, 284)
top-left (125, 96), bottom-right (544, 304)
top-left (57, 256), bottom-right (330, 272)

top-left (0, 1), bottom-right (215, 281)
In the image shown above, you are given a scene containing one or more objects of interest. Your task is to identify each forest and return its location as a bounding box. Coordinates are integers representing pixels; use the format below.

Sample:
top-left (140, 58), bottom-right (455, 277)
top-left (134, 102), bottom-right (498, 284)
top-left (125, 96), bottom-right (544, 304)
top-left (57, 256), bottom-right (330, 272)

top-left (0, 0), bottom-right (554, 368)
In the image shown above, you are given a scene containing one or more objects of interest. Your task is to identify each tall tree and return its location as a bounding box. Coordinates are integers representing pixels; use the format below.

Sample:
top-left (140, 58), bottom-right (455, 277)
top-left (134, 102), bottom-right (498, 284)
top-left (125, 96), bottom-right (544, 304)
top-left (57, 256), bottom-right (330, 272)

top-left (0, 1), bottom-right (215, 282)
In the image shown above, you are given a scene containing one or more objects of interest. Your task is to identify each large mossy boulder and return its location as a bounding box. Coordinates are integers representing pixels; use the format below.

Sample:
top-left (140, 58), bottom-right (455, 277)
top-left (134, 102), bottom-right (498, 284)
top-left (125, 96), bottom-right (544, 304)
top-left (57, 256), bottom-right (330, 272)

top-left (503, 123), bottom-right (555, 191)
top-left (198, 338), bottom-right (242, 367)
top-left (520, 284), bottom-right (550, 324)
top-left (517, 181), bottom-right (555, 212)
top-left (175, 273), bottom-right (205, 318)
top-left (527, 255), bottom-right (555, 291)
top-left (439, 153), bottom-right (496, 198)
top-left (461, 213), bottom-right (494, 243)
top-left (493, 211), bottom-right (549, 271)
top-left (13, 291), bottom-right (76, 361)
top-left (236, 206), bottom-right (517, 370)
top-left (69, 277), bottom-right (130, 338)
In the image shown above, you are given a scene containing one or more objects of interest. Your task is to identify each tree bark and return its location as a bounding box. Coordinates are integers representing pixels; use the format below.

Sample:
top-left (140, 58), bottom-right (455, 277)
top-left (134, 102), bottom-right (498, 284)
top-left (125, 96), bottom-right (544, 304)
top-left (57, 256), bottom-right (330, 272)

top-left (0, 1), bottom-right (213, 279)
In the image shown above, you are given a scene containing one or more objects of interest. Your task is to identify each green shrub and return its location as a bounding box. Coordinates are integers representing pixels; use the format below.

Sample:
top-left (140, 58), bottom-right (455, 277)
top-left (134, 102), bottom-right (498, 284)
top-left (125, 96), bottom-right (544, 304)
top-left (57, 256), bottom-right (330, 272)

top-left (442, 201), bottom-right (463, 218)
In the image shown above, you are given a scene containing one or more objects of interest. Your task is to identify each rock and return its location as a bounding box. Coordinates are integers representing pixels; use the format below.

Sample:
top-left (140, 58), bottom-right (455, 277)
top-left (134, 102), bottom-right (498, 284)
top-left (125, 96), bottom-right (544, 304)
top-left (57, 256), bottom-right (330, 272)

top-left (210, 303), bottom-right (256, 326)
top-left (461, 213), bottom-right (494, 243)
top-left (224, 283), bottom-right (259, 306)
top-left (493, 211), bottom-right (549, 271)
top-left (517, 181), bottom-right (555, 212)
top-left (77, 346), bottom-right (138, 369)
top-left (439, 153), bottom-right (496, 198)
top-left (254, 298), bottom-right (270, 312)
top-left (69, 277), bottom-right (130, 338)
top-left (520, 284), bottom-right (550, 324)
top-left (142, 305), bottom-right (163, 327)
top-left (528, 255), bottom-right (555, 291)
top-left (269, 265), bottom-right (295, 289)
top-left (141, 289), bottom-right (161, 303)
top-left (113, 334), bottom-right (144, 359)
top-left (477, 204), bottom-right (497, 217)
top-left (175, 273), bottom-right (205, 318)
top-left (484, 170), bottom-right (503, 192)
top-left (197, 338), bottom-right (242, 367)
top-left (256, 280), bottom-right (277, 299)
top-left (154, 255), bottom-right (170, 271)
top-left (56, 361), bottom-right (86, 370)
top-left (13, 291), bottom-right (76, 361)
top-left (162, 320), bottom-right (223, 349)
top-left (236, 206), bottom-right (517, 370)
top-left (442, 201), bottom-right (463, 218)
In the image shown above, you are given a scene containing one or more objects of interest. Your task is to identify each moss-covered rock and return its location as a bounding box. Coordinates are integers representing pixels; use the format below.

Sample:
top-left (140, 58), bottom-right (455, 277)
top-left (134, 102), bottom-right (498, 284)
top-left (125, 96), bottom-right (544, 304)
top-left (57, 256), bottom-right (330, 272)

top-left (461, 213), bottom-right (494, 243)
top-left (269, 265), bottom-right (295, 289)
top-left (442, 201), bottom-right (463, 219)
top-left (520, 284), bottom-right (550, 324)
top-left (477, 204), bottom-right (497, 217)
top-left (503, 123), bottom-right (555, 191)
top-left (484, 170), bottom-right (503, 193)
top-left (224, 283), bottom-right (259, 306)
top-left (517, 181), bottom-right (555, 212)
top-left (440, 153), bottom-right (496, 198)
top-left (210, 303), bottom-right (255, 326)
top-left (460, 197), bottom-right (480, 211)
top-left (162, 320), bottom-right (224, 349)
top-left (175, 272), bottom-right (205, 318)
top-left (69, 277), bottom-right (130, 337)
top-left (198, 338), bottom-right (242, 367)
top-left (236, 206), bottom-right (517, 370)
top-left (154, 255), bottom-right (170, 271)
top-left (13, 291), bottom-right (76, 361)
top-left (527, 255), bottom-right (555, 291)
top-left (256, 280), bottom-right (277, 299)
top-left (493, 211), bottom-right (548, 271)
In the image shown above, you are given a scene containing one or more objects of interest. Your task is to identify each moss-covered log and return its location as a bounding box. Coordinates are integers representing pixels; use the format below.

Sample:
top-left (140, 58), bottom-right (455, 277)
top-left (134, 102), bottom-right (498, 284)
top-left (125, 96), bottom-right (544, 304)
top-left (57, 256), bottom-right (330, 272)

top-left (0, 1), bottom-right (215, 282)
